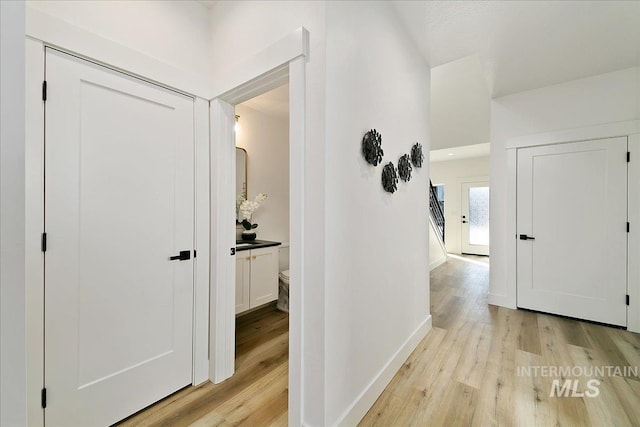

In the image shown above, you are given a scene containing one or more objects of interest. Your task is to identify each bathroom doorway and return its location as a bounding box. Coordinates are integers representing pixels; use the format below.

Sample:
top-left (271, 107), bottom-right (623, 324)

top-left (232, 84), bottom-right (291, 421)
top-left (208, 38), bottom-right (307, 422)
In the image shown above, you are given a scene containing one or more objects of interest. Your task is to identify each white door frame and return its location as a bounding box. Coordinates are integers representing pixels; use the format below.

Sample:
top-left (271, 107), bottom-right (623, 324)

top-left (503, 122), bottom-right (640, 333)
top-left (24, 13), bottom-right (212, 425)
top-left (26, 16), bottom-right (309, 425)
top-left (208, 29), bottom-right (308, 427)
top-left (460, 180), bottom-right (490, 256)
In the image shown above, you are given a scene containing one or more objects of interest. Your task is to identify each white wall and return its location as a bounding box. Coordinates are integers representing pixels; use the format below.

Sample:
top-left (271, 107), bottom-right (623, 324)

top-left (430, 156), bottom-right (490, 254)
top-left (1, 1), bottom-right (27, 425)
top-left (235, 102), bottom-right (290, 244)
top-left (27, 0), bottom-right (211, 77)
top-left (325, 2), bottom-right (431, 424)
top-left (210, 2), bottom-right (432, 424)
top-left (429, 218), bottom-right (447, 270)
top-left (490, 66), bottom-right (640, 307)
top-left (431, 55), bottom-right (491, 150)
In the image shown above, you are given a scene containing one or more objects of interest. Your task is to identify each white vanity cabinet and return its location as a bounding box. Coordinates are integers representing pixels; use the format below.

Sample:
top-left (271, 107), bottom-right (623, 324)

top-left (235, 245), bottom-right (279, 314)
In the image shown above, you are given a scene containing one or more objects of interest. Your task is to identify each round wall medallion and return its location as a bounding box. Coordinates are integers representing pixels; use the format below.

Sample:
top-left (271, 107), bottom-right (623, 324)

top-left (410, 143), bottom-right (424, 168)
top-left (382, 162), bottom-right (398, 193)
top-left (362, 129), bottom-right (384, 166)
top-left (398, 154), bottom-right (412, 182)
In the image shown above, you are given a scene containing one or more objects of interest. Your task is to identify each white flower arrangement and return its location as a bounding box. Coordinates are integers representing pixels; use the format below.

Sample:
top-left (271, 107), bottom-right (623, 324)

top-left (236, 193), bottom-right (267, 230)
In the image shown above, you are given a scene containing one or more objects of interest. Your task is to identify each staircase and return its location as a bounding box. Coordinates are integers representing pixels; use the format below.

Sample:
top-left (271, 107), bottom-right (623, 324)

top-left (429, 180), bottom-right (445, 243)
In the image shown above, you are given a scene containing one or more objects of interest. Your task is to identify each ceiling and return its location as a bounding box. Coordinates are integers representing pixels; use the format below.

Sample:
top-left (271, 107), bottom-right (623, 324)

top-left (430, 143), bottom-right (490, 163)
top-left (239, 84), bottom-right (289, 120)
top-left (392, 1), bottom-right (640, 97)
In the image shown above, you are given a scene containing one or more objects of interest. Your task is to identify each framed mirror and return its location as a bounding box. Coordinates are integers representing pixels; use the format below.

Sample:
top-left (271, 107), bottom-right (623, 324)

top-left (236, 147), bottom-right (247, 201)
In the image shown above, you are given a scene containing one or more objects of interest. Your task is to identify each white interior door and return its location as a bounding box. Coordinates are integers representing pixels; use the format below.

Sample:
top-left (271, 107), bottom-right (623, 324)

top-left (461, 182), bottom-right (490, 256)
top-left (44, 49), bottom-right (194, 426)
top-left (516, 137), bottom-right (628, 327)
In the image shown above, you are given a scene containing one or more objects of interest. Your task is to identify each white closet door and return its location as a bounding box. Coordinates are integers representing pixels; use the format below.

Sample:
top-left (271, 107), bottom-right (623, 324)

top-left (516, 137), bottom-right (628, 327)
top-left (44, 49), bottom-right (194, 427)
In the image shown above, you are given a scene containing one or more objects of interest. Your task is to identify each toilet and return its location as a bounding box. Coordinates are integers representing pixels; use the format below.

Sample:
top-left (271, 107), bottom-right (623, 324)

top-left (277, 269), bottom-right (290, 313)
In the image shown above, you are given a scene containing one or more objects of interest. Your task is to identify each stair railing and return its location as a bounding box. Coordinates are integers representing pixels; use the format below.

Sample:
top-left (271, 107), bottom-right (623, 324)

top-left (429, 180), bottom-right (445, 243)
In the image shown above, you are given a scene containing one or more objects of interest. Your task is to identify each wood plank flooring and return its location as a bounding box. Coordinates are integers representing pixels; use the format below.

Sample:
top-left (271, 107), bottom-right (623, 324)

top-left (116, 304), bottom-right (289, 427)
top-left (118, 255), bottom-right (639, 426)
top-left (360, 255), bottom-right (640, 427)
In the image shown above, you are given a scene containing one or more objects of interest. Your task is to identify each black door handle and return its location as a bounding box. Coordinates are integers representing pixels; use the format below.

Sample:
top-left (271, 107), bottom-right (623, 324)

top-left (169, 250), bottom-right (191, 261)
top-left (519, 234), bottom-right (535, 241)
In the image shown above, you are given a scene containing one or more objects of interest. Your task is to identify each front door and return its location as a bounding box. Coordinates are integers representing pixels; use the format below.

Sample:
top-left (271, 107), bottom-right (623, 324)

top-left (44, 49), bottom-right (194, 426)
top-left (461, 181), bottom-right (490, 256)
top-left (516, 137), bottom-right (628, 327)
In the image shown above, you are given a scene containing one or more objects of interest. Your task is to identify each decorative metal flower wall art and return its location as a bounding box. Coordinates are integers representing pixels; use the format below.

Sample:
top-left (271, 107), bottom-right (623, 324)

top-left (398, 154), bottom-right (412, 182)
top-left (410, 143), bottom-right (424, 168)
top-left (362, 129), bottom-right (384, 166)
top-left (381, 162), bottom-right (399, 193)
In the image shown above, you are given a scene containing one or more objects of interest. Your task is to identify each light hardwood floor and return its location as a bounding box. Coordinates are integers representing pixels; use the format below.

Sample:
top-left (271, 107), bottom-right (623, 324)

top-left (118, 256), bottom-right (639, 426)
top-left (116, 304), bottom-right (289, 427)
top-left (360, 255), bottom-right (640, 426)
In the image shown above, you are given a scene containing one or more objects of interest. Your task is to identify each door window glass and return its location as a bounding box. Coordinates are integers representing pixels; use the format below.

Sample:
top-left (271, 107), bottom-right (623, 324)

top-left (469, 187), bottom-right (489, 245)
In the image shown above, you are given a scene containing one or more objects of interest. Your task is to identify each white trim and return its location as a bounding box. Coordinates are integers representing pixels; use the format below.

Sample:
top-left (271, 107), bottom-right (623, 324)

top-left (460, 175), bottom-right (490, 184)
top-left (25, 6), bottom-right (209, 97)
top-left (25, 40), bottom-right (210, 427)
top-left (430, 257), bottom-right (447, 272)
top-left (288, 56), bottom-right (306, 427)
top-left (193, 97), bottom-right (210, 384)
top-left (506, 131), bottom-right (640, 326)
top-left (209, 27), bottom-right (309, 99)
top-left (335, 316), bottom-right (432, 427)
top-left (487, 293), bottom-right (512, 308)
top-left (628, 134), bottom-right (640, 333)
top-left (208, 99), bottom-right (237, 383)
top-left (25, 37), bottom-right (45, 427)
top-left (506, 120), bottom-right (640, 150)
top-left (208, 30), bottom-right (309, 426)
top-left (505, 148), bottom-right (518, 309)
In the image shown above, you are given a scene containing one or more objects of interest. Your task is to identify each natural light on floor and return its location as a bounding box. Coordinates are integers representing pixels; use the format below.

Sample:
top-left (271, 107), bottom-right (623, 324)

top-left (447, 253), bottom-right (490, 267)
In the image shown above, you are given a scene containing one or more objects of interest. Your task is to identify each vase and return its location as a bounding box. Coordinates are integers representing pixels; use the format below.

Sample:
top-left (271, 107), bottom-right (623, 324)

top-left (242, 229), bottom-right (257, 241)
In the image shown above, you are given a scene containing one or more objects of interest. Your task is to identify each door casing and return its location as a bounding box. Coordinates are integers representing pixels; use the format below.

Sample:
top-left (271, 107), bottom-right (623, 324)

top-left (461, 181), bottom-right (490, 256)
top-left (502, 123), bottom-right (640, 333)
top-left (24, 34), bottom-right (211, 426)
top-left (515, 137), bottom-right (628, 326)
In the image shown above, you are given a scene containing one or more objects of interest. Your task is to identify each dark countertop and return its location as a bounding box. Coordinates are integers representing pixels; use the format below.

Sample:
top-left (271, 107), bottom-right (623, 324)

top-left (236, 239), bottom-right (281, 252)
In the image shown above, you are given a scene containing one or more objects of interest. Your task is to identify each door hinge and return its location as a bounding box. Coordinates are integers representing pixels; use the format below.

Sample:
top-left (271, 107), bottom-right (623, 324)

top-left (628, 222), bottom-right (631, 233)
top-left (41, 388), bottom-right (47, 409)
top-left (193, 250), bottom-right (197, 258)
top-left (627, 152), bottom-right (631, 162)
top-left (42, 81), bottom-right (47, 102)
top-left (627, 295), bottom-right (630, 306)
top-left (41, 233), bottom-right (47, 252)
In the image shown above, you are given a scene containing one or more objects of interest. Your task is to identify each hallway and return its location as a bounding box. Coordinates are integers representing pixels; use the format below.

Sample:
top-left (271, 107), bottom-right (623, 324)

top-left (361, 255), bottom-right (640, 426)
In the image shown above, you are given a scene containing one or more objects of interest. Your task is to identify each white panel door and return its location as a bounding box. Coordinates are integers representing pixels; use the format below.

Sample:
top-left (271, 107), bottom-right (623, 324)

top-left (249, 247), bottom-right (279, 308)
top-left (517, 137), bottom-right (628, 327)
top-left (461, 182), bottom-right (490, 256)
top-left (44, 49), bottom-right (194, 427)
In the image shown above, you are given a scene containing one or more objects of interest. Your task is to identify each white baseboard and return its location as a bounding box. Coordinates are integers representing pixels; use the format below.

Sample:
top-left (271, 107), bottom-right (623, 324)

top-left (430, 255), bottom-right (447, 271)
top-left (335, 315), bottom-right (433, 427)
top-left (487, 292), bottom-right (516, 309)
